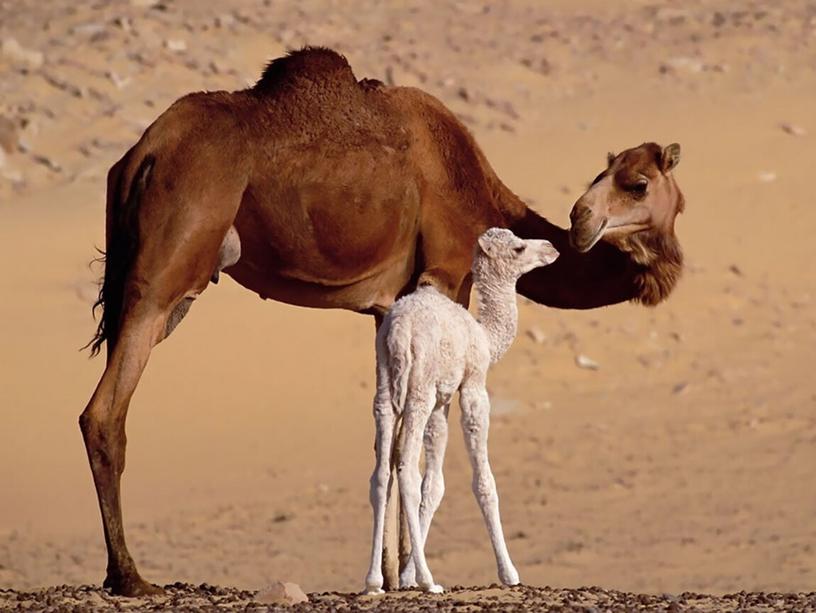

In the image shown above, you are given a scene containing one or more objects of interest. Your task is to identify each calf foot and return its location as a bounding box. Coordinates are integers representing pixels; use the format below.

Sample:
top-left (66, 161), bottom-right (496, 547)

top-left (399, 564), bottom-right (418, 589)
top-left (499, 565), bottom-right (520, 587)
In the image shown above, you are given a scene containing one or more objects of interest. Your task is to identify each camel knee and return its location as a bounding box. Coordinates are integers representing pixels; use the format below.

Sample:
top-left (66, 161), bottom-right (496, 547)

top-left (79, 407), bottom-right (125, 474)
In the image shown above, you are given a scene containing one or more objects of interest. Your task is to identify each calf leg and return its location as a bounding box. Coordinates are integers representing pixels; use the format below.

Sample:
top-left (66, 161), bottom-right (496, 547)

top-left (397, 397), bottom-right (442, 593)
top-left (400, 402), bottom-right (450, 588)
top-left (364, 381), bottom-right (396, 594)
top-left (459, 385), bottom-right (519, 586)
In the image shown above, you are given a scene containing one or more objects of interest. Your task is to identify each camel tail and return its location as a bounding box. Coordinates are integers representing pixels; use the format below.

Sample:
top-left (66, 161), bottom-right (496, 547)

top-left (85, 154), bottom-right (155, 357)
top-left (385, 318), bottom-right (413, 413)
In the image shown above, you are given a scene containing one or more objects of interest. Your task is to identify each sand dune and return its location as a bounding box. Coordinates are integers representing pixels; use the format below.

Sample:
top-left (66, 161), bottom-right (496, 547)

top-left (1, 0), bottom-right (814, 603)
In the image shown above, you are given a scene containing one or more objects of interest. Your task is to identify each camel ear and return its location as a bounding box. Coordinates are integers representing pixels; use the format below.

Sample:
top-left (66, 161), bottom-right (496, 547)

top-left (661, 143), bottom-right (681, 172)
top-left (607, 151), bottom-right (616, 166)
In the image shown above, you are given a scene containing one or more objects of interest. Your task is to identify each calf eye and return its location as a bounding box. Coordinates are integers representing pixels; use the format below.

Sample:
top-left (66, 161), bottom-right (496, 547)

top-left (513, 245), bottom-right (526, 254)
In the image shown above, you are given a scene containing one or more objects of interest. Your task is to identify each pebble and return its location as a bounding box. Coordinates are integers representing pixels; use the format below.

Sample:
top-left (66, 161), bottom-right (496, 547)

top-left (526, 327), bottom-right (547, 344)
top-left (1, 37), bottom-right (44, 69)
top-left (779, 122), bottom-right (806, 136)
top-left (0, 116), bottom-right (18, 153)
top-left (659, 56), bottom-right (704, 74)
top-left (165, 39), bottom-right (188, 52)
top-left (255, 581), bottom-right (308, 605)
top-left (31, 154), bottom-right (61, 172)
top-left (575, 354), bottom-right (600, 370)
top-left (757, 171), bottom-right (777, 183)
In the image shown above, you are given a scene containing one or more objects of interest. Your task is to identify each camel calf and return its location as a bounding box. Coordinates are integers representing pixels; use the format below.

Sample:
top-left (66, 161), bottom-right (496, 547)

top-left (364, 228), bottom-right (559, 593)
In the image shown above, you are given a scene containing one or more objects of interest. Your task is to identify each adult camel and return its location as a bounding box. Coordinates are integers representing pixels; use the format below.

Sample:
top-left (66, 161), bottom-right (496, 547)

top-left (80, 47), bottom-right (685, 596)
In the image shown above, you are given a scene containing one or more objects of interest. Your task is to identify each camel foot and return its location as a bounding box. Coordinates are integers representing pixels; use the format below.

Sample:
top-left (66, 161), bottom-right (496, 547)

top-left (362, 587), bottom-right (385, 595)
top-left (103, 573), bottom-right (165, 597)
top-left (424, 583), bottom-right (444, 594)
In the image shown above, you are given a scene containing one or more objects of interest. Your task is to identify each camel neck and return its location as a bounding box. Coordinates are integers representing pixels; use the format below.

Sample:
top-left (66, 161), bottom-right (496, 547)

top-left (473, 262), bottom-right (519, 364)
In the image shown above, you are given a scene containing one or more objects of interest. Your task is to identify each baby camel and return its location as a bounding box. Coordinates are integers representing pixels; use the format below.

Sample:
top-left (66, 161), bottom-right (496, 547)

top-left (364, 228), bottom-right (560, 594)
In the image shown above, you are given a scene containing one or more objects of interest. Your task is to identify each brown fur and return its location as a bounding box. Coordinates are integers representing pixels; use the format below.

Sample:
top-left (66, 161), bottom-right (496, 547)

top-left (80, 47), bottom-right (685, 596)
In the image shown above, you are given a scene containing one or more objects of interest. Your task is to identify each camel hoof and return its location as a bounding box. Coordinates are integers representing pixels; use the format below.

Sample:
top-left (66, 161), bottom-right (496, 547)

top-left (425, 584), bottom-right (444, 594)
top-left (103, 574), bottom-right (165, 597)
top-left (363, 587), bottom-right (385, 596)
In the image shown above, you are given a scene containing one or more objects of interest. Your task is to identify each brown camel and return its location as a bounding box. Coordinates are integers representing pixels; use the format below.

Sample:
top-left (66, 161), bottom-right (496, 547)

top-left (80, 47), bottom-right (685, 596)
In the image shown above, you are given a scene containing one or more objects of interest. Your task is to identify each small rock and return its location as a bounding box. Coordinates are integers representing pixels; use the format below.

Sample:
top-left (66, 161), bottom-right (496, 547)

top-left (655, 8), bottom-right (689, 24)
top-left (70, 22), bottom-right (107, 37)
top-left (779, 122), bottom-right (806, 137)
top-left (1, 37), bottom-right (44, 69)
top-left (672, 381), bottom-right (689, 395)
top-left (107, 71), bottom-right (131, 89)
top-left (255, 582), bottom-right (308, 605)
top-left (728, 264), bottom-right (743, 276)
top-left (31, 153), bottom-right (61, 172)
top-left (526, 327), bottom-right (547, 344)
top-left (215, 13), bottom-right (236, 28)
top-left (1, 166), bottom-right (24, 184)
top-left (0, 116), bottom-right (18, 153)
top-left (575, 354), bottom-right (600, 370)
top-left (165, 39), bottom-right (187, 52)
top-left (659, 56), bottom-right (704, 76)
top-left (757, 171), bottom-right (777, 183)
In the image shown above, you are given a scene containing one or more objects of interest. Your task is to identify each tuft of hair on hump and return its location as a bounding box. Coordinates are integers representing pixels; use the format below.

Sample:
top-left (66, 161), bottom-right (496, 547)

top-left (253, 46), bottom-right (356, 91)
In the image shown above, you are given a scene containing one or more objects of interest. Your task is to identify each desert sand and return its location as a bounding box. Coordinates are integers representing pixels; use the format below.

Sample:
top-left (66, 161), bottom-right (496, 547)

top-left (1, 0), bottom-right (815, 609)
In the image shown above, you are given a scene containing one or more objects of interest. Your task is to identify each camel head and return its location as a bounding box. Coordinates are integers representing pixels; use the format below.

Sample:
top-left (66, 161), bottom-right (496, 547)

top-left (475, 228), bottom-right (560, 279)
top-left (568, 142), bottom-right (684, 254)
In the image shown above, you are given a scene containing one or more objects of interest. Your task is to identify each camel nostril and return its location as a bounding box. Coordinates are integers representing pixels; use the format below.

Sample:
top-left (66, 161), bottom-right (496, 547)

top-left (570, 205), bottom-right (591, 224)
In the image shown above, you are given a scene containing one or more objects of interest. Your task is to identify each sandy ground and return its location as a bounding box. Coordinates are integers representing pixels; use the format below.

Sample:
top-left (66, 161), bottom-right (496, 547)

top-left (1, 0), bottom-right (815, 607)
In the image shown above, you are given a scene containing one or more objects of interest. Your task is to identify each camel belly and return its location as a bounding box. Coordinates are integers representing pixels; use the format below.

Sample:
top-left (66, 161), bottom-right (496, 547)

top-left (233, 146), bottom-right (421, 288)
top-left (225, 254), bottom-right (415, 312)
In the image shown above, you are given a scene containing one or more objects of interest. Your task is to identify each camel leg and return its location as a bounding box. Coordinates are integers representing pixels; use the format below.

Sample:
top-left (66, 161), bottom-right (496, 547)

top-left (399, 402), bottom-right (450, 588)
top-left (397, 396), bottom-right (442, 593)
top-left (364, 374), bottom-right (396, 594)
top-left (81, 207), bottom-right (238, 595)
top-left (459, 384), bottom-right (519, 586)
top-left (79, 300), bottom-right (169, 596)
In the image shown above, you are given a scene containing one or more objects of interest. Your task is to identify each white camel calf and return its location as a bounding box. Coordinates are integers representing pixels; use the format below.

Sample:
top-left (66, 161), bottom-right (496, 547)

top-left (364, 227), bottom-right (560, 594)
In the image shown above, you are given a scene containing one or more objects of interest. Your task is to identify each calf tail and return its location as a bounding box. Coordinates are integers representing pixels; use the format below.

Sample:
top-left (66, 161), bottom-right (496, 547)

top-left (386, 318), bottom-right (412, 413)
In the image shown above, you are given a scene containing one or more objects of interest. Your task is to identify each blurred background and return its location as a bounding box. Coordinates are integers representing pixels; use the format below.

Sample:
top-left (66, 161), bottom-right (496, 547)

top-left (1, 0), bottom-right (814, 595)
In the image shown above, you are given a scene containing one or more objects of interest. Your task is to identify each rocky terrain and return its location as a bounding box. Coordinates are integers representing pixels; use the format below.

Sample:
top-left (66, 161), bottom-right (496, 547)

top-left (2, 583), bottom-right (815, 612)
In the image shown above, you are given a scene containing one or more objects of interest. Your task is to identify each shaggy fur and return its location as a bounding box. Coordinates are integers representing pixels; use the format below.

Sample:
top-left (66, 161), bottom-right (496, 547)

top-left (364, 228), bottom-right (559, 594)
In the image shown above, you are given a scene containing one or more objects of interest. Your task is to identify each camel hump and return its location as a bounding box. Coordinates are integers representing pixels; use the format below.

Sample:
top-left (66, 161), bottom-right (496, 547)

top-left (253, 46), bottom-right (356, 92)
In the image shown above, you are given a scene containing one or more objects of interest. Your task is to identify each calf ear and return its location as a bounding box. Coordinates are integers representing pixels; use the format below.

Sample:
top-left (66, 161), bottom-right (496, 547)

top-left (661, 143), bottom-right (681, 172)
top-left (607, 151), bottom-right (616, 166)
top-left (477, 233), bottom-right (498, 257)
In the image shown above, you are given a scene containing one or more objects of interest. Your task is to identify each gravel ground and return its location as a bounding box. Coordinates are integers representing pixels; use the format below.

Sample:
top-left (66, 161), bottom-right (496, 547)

top-left (1, 583), bottom-right (815, 612)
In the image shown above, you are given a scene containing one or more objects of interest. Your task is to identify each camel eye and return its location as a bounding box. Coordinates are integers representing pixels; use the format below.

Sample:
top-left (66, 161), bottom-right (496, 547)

top-left (626, 180), bottom-right (648, 196)
top-left (513, 245), bottom-right (526, 254)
